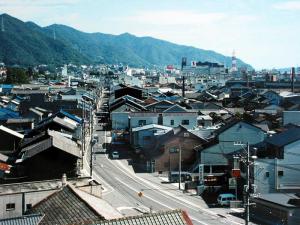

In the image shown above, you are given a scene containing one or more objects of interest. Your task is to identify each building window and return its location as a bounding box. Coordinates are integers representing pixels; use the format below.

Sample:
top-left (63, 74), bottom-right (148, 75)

top-left (6, 203), bottom-right (15, 211)
top-left (265, 172), bottom-right (269, 177)
top-left (26, 204), bottom-right (32, 210)
top-left (182, 120), bottom-right (189, 125)
top-left (138, 120), bottom-right (146, 126)
top-left (169, 147), bottom-right (179, 153)
top-left (170, 120), bottom-right (174, 126)
top-left (143, 136), bottom-right (151, 141)
top-left (278, 171), bottom-right (284, 176)
top-left (183, 132), bottom-right (190, 137)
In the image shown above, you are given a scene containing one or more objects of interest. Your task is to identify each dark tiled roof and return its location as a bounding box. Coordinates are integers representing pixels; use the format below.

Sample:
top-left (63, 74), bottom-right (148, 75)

top-left (28, 185), bottom-right (104, 225)
top-left (266, 126), bottom-right (300, 147)
top-left (0, 214), bottom-right (44, 225)
top-left (110, 97), bottom-right (146, 112)
top-left (85, 210), bottom-right (193, 225)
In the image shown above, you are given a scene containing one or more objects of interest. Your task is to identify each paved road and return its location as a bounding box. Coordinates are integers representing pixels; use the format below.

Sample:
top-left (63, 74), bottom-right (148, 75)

top-left (89, 90), bottom-right (246, 225)
top-left (92, 151), bottom-right (245, 225)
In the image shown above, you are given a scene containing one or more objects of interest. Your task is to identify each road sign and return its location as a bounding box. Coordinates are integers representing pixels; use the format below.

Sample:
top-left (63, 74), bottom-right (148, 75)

top-left (232, 169), bottom-right (241, 178)
top-left (229, 178), bottom-right (237, 189)
top-left (198, 164), bottom-right (204, 185)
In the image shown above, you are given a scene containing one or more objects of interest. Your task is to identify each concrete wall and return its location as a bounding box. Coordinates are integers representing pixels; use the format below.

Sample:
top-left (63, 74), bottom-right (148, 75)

top-left (278, 140), bottom-right (300, 189)
top-left (251, 198), bottom-right (300, 225)
top-left (162, 113), bottom-right (197, 130)
top-left (132, 128), bottom-right (168, 149)
top-left (201, 122), bottom-right (266, 166)
top-left (111, 112), bottom-right (129, 130)
top-left (254, 139), bottom-right (300, 194)
top-left (130, 116), bottom-right (158, 129)
top-left (0, 189), bottom-right (56, 219)
top-left (154, 132), bottom-right (202, 172)
top-left (254, 159), bottom-right (276, 194)
top-left (283, 111), bottom-right (300, 125)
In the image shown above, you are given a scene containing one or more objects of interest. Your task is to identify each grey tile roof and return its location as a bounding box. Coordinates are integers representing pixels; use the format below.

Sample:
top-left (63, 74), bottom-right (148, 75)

top-left (20, 130), bottom-right (81, 161)
top-left (266, 126), bottom-right (300, 147)
top-left (0, 214), bottom-right (44, 225)
top-left (163, 104), bottom-right (188, 113)
top-left (28, 185), bottom-right (104, 225)
top-left (255, 193), bottom-right (300, 208)
top-left (86, 210), bottom-right (193, 225)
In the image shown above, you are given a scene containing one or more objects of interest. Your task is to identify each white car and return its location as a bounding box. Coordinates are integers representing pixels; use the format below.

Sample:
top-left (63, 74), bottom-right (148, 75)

top-left (111, 151), bottom-right (119, 159)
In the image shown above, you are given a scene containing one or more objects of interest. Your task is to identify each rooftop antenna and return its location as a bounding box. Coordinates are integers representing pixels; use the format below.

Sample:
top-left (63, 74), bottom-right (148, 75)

top-left (1, 16), bottom-right (5, 32)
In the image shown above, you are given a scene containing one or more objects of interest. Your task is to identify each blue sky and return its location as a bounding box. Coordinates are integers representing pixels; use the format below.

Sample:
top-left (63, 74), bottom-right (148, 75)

top-left (1, 0), bottom-right (300, 69)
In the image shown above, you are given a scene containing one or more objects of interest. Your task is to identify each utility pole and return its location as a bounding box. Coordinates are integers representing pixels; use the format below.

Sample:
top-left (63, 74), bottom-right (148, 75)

top-left (245, 142), bottom-right (250, 225)
top-left (233, 141), bottom-right (254, 225)
top-left (83, 99), bottom-right (86, 155)
top-left (178, 144), bottom-right (182, 190)
top-left (90, 102), bottom-right (94, 178)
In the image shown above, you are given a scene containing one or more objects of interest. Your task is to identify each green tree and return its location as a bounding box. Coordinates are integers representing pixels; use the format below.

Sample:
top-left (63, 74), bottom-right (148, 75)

top-left (5, 67), bottom-right (29, 84)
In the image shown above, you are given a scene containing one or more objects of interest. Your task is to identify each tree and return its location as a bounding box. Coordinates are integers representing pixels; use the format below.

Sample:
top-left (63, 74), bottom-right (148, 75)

top-left (4, 67), bottom-right (29, 84)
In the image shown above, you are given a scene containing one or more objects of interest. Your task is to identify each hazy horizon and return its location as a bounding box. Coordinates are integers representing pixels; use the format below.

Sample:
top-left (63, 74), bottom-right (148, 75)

top-left (1, 0), bottom-right (300, 70)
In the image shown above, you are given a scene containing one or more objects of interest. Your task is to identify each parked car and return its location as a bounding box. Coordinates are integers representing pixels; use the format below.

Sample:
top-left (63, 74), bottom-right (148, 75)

top-left (111, 151), bottom-right (119, 159)
top-left (217, 193), bottom-right (236, 206)
top-left (168, 171), bottom-right (192, 183)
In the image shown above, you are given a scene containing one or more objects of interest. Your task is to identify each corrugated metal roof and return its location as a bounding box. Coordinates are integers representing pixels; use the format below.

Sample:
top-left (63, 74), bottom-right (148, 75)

top-left (0, 214), bottom-right (44, 225)
top-left (0, 108), bottom-right (20, 120)
top-left (53, 117), bottom-right (76, 130)
top-left (59, 110), bottom-right (82, 124)
top-left (132, 124), bottom-right (172, 132)
top-left (0, 125), bottom-right (24, 139)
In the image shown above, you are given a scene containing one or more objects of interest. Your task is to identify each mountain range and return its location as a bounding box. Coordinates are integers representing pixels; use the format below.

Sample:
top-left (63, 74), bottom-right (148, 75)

top-left (0, 13), bottom-right (251, 68)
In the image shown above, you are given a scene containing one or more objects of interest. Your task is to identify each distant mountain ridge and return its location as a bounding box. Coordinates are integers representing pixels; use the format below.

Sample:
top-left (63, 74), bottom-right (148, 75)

top-left (0, 13), bottom-right (252, 68)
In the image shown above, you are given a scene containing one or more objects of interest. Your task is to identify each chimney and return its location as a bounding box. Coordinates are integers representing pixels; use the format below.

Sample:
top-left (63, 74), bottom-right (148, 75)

top-left (292, 67), bottom-right (295, 93)
top-left (182, 76), bottom-right (185, 98)
top-left (62, 173), bottom-right (67, 186)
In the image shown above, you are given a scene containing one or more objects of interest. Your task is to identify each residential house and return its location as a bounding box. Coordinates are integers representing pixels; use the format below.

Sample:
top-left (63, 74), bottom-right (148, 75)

top-left (251, 193), bottom-right (300, 225)
top-left (146, 100), bottom-right (174, 113)
top-left (199, 120), bottom-right (267, 190)
top-left (114, 85), bottom-right (143, 100)
top-left (142, 126), bottom-right (208, 172)
top-left (131, 124), bottom-right (172, 150)
top-left (27, 185), bottom-right (105, 225)
top-left (254, 126), bottom-right (300, 194)
top-left (262, 90), bottom-right (282, 105)
top-left (129, 112), bottom-right (158, 129)
top-left (283, 111), bottom-right (300, 126)
top-left (0, 177), bottom-right (111, 221)
top-left (27, 110), bottom-right (83, 140)
top-left (0, 125), bottom-right (24, 156)
top-left (110, 96), bottom-right (147, 130)
top-left (12, 130), bottom-right (82, 181)
top-left (162, 104), bottom-right (198, 130)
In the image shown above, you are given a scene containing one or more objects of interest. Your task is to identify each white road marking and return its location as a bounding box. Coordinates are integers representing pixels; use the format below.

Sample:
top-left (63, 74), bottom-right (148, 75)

top-left (113, 159), bottom-right (242, 225)
top-left (116, 177), bottom-right (211, 225)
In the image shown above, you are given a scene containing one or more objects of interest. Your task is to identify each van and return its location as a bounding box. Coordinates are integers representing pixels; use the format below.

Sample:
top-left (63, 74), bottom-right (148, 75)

top-left (168, 171), bottom-right (192, 183)
top-left (217, 193), bottom-right (236, 206)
